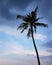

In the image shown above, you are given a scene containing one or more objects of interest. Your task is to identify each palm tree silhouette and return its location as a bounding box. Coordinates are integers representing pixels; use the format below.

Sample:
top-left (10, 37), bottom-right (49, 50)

top-left (16, 6), bottom-right (48, 65)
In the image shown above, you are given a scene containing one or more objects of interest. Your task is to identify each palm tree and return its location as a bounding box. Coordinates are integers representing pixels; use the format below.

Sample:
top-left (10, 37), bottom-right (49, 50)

top-left (16, 6), bottom-right (48, 65)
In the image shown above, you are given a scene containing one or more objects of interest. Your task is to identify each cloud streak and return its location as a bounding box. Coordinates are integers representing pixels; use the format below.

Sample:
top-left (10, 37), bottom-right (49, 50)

top-left (0, 26), bottom-right (47, 42)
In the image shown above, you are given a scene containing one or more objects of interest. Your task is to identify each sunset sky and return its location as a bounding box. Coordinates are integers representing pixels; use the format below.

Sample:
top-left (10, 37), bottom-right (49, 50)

top-left (0, 0), bottom-right (52, 65)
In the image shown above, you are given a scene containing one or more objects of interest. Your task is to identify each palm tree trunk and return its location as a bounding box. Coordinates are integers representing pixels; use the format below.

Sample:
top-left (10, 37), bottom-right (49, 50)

top-left (32, 33), bottom-right (41, 65)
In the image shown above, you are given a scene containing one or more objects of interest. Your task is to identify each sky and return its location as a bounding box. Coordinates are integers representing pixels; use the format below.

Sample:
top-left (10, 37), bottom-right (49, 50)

top-left (0, 0), bottom-right (52, 65)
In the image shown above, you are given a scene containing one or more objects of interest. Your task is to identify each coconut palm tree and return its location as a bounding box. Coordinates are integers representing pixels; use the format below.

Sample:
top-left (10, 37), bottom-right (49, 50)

top-left (16, 6), bottom-right (48, 65)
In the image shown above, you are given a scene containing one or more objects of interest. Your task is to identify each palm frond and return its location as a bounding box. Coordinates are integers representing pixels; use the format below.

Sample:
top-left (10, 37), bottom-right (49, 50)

top-left (21, 24), bottom-right (28, 33)
top-left (34, 6), bottom-right (38, 13)
top-left (23, 17), bottom-right (30, 22)
top-left (16, 15), bottom-right (24, 19)
top-left (27, 13), bottom-right (31, 17)
top-left (17, 23), bottom-right (28, 30)
top-left (27, 28), bottom-right (31, 38)
top-left (35, 22), bottom-right (48, 27)
top-left (36, 17), bottom-right (44, 21)
top-left (32, 6), bottom-right (38, 18)
top-left (33, 26), bottom-right (36, 33)
top-left (31, 11), bottom-right (35, 17)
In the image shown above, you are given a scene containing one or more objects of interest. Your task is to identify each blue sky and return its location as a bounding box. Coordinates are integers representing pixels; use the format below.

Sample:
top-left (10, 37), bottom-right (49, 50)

top-left (0, 0), bottom-right (52, 65)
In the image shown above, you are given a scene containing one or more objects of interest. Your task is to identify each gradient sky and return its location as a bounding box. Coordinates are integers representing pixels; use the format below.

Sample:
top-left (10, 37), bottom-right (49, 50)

top-left (0, 0), bottom-right (52, 65)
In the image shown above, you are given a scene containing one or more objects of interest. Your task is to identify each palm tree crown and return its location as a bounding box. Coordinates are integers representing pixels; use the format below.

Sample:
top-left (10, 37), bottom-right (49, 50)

top-left (17, 6), bottom-right (48, 38)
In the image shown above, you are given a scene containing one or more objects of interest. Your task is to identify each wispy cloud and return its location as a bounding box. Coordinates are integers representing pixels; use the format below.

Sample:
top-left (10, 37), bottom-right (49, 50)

top-left (34, 33), bottom-right (46, 42)
top-left (0, 39), bottom-right (35, 56)
top-left (0, 37), bottom-right (52, 57)
top-left (0, 26), bottom-right (47, 42)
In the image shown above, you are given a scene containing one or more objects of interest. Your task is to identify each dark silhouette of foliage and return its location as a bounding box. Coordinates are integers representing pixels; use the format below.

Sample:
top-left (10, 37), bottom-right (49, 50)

top-left (16, 6), bottom-right (48, 65)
